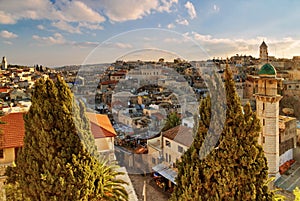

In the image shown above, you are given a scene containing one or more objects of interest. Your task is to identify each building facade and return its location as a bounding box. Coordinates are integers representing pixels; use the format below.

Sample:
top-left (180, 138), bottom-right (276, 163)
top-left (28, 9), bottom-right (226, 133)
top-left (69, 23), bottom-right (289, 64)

top-left (254, 63), bottom-right (283, 179)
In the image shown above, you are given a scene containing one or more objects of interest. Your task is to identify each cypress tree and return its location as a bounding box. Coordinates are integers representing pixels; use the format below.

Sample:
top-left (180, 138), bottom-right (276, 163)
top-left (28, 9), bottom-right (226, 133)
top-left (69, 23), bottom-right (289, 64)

top-left (5, 76), bottom-right (128, 201)
top-left (171, 65), bottom-right (273, 200)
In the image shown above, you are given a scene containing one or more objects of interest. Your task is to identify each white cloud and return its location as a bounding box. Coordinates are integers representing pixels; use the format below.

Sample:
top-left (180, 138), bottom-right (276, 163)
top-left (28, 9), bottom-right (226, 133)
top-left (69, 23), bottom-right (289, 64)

top-left (37, 25), bottom-right (45, 30)
top-left (78, 22), bottom-right (103, 30)
top-left (99, 0), bottom-right (158, 22)
top-left (32, 33), bottom-right (66, 45)
top-left (84, 0), bottom-right (178, 22)
top-left (213, 4), bottom-right (220, 13)
top-left (0, 0), bottom-right (105, 34)
top-left (167, 23), bottom-right (175, 29)
top-left (102, 41), bottom-right (133, 49)
top-left (183, 32), bottom-right (300, 59)
top-left (185, 1), bottom-right (196, 19)
top-left (55, 1), bottom-right (105, 23)
top-left (52, 21), bottom-right (81, 34)
top-left (157, 0), bottom-right (178, 13)
top-left (0, 30), bottom-right (18, 39)
top-left (32, 32), bottom-right (99, 48)
top-left (176, 18), bottom-right (189, 26)
top-left (0, 0), bottom-right (62, 24)
top-left (0, 11), bottom-right (16, 24)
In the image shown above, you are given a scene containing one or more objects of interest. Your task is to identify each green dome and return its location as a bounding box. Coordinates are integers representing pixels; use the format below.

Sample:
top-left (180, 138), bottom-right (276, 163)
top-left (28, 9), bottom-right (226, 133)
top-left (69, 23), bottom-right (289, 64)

top-left (258, 63), bottom-right (276, 76)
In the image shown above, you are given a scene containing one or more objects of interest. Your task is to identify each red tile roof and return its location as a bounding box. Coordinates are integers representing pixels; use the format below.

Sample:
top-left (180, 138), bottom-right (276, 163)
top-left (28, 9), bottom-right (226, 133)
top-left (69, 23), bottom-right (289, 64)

top-left (0, 112), bottom-right (116, 149)
top-left (86, 112), bottom-right (116, 138)
top-left (90, 122), bottom-right (116, 138)
top-left (0, 113), bottom-right (25, 149)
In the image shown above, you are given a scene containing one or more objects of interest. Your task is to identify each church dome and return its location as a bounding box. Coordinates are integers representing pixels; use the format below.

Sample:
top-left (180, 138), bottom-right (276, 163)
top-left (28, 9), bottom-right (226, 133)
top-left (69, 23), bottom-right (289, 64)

top-left (258, 63), bottom-right (276, 77)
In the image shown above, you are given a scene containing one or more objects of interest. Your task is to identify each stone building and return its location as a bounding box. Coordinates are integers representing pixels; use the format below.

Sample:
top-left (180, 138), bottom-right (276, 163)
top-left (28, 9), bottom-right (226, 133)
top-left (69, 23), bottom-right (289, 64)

top-left (254, 63), bottom-right (297, 180)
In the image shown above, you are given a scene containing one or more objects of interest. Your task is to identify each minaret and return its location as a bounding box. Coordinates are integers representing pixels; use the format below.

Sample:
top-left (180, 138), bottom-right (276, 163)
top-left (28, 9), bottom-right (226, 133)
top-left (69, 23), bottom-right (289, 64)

top-left (1, 56), bottom-right (7, 70)
top-left (260, 41), bottom-right (268, 63)
top-left (254, 63), bottom-right (282, 180)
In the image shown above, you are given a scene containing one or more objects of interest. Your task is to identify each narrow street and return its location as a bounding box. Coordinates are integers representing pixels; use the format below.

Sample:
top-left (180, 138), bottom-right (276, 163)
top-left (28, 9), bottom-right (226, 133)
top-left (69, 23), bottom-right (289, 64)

top-left (129, 174), bottom-right (171, 201)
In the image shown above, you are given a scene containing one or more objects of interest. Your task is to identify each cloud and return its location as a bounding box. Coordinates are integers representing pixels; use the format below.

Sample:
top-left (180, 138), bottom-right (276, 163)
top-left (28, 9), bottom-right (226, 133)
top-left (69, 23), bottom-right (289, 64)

top-left (78, 22), bottom-right (103, 30)
top-left (0, 0), bottom-right (105, 33)
top-left (55, 1), bottom-right (105, 23)
top-left (157, 0), bottom-right (178, 13)
top-left (52, 21), bottom-right (81, 34)
top-left (99, 0), bottom-right (158, 22)
top-left (0, 30), bottom-right (18, 38)
top-left (102, 41), bottom-right (133, 49)
top-left (84, 0), bottom-right (178, 22)
top-left (185, 1), bottom-right (196, 19)
top-left (0, 0), bottom-right (61, 24)
top-left (32, 32), bottom-right (99, 48)
top-left (37, 25), bottom-right (45, 30)
top-left (183, 32), bottom-right (300, 59)
top-left (0, 11), bottom-right (16, 24)
top-left (213, 4), bottom-right (220, 13)
top-left (32, 33), bottom-right (66, 45)
top-left (176, 18), bottom-right (189, 26)
top-left (167, 23), bottom-right (175, 29)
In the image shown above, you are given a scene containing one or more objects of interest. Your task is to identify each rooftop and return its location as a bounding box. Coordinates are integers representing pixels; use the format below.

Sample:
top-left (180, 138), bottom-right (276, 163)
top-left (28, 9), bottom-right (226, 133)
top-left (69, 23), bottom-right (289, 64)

top-left (163, 125), bottom-right (193, 147)
top-left (0, 112), bottom-right (25, 149)
top-left (86, 112), bottom-right (116, 138)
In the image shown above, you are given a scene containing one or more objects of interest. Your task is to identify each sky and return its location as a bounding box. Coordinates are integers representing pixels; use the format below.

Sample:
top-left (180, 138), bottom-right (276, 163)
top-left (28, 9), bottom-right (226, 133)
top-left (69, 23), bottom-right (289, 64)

top-left (1, 0), bottom-right (300, 67)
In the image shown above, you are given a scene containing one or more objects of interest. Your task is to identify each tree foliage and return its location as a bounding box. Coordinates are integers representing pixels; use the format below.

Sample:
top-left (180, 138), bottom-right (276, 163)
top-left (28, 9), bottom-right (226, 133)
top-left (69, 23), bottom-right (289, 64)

top-left (162, 112), bottom-right (181, 131)
top-left (171, 65), bottom-right (273, 200)
top-left (5, 76), bottom-right (128, 201)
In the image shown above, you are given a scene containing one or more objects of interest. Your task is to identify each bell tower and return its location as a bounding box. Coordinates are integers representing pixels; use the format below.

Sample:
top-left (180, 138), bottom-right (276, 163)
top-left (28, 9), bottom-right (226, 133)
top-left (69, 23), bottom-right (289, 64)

top-left (254, 63), bottom-right (282, 179)
top-left (1, 56), bottom-right (7, 70)
top-left (260, 41), bottom-right (268, 63)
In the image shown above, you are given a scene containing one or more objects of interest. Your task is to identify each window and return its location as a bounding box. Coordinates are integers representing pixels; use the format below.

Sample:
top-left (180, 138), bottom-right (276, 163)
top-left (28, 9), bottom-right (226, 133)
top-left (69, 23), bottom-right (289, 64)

top-left (152, 157), bottom-right (156, 164)
top-left (165, 153), bottom-right (168, 162)
top-left (165, 140), bottom-right (171, 147)
top-left (169, 155), bottom-right (171, 163)
top-left (263, 119), bottom-right (265, 126)
top-left (262, 103), bottom-right (265, 111)
top-left (0, 149), bottom-right (3, 159)
top-left (263, 136), bottom-right (265, 143)
top-left (178, 145), bottom-right (184, 153)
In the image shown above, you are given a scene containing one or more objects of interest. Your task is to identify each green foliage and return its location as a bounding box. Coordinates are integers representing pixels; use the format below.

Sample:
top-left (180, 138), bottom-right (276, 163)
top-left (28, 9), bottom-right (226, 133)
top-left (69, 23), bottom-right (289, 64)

top-left (170, 65), bottom-right (273, 200)
top-left (5, 76), bottom-right (128, 201)
top-left (294, 187), bottom-right (300, 201)
top-left (162, 112), bottom-right (181, 131)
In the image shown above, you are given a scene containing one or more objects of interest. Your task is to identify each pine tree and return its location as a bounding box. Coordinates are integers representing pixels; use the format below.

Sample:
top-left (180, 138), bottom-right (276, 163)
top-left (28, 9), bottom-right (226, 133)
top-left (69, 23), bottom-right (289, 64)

top-left (5, 76), bottom-right (128, 201)
top-left (171, 65), bottom-right (273, 200)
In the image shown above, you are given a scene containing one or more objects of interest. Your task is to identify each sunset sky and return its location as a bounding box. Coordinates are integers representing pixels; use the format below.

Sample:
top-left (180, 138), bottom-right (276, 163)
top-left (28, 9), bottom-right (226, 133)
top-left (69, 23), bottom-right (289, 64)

top-left (1, 0), bottom-right (300, 67)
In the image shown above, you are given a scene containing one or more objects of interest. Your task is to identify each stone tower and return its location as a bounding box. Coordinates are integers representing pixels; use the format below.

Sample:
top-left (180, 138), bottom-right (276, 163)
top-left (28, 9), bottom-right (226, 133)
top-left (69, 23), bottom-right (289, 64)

top-left (260, 41), bottom-right (268, 63)
top-left (1, 56), bottom-right (7, 70)
top-left (254, 63), bottom-right (282, 180)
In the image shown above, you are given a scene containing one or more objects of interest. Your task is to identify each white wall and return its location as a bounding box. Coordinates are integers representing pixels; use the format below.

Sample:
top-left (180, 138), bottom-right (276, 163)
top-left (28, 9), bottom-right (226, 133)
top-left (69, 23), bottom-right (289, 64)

top-left (279, 148), bottom-right (293, 166)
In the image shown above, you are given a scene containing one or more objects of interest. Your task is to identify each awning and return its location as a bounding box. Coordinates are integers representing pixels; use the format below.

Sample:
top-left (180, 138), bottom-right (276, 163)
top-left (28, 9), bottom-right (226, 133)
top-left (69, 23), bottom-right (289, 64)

top-left (152, 163), bottom-right (177, 185)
